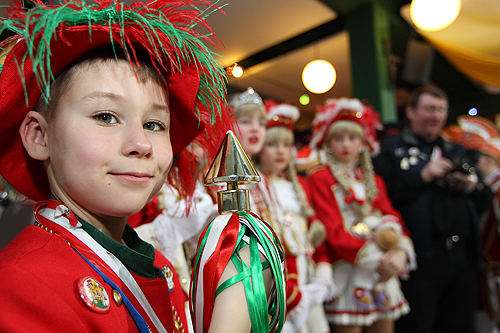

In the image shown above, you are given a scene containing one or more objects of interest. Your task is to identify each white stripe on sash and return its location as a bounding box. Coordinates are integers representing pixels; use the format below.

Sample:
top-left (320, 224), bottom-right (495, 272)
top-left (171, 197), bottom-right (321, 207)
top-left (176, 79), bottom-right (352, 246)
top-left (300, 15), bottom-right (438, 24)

top-left (38, 204), bottom-right (169, 333)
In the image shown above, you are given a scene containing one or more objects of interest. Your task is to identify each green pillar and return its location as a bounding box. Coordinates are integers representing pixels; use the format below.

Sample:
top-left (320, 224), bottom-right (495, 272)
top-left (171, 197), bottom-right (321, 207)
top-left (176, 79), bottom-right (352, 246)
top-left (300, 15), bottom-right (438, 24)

top-left (346, 0), bottom-right (397, 123)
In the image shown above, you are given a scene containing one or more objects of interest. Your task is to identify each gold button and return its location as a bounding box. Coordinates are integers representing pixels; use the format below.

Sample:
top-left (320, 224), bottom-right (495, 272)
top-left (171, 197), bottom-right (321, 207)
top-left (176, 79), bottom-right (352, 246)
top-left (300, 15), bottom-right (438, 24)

top-left (113, 289), bottom-right (123, 307)
top-left (181, 278), bottom-right (188, 285)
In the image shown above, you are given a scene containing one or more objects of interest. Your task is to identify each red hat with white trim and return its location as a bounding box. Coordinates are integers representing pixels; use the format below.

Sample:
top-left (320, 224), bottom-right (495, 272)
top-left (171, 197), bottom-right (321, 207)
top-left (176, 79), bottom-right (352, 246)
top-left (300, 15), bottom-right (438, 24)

top-left (452, 116), bottom-right (500, 162)
top-left (457, 116), bottom-right (499, 142)
top-left (264, 100), bottom-right (300, 131)
top-left (310, 98), bottom-right (382, 153)
top-left (441, 124), bottom-right (487, 151)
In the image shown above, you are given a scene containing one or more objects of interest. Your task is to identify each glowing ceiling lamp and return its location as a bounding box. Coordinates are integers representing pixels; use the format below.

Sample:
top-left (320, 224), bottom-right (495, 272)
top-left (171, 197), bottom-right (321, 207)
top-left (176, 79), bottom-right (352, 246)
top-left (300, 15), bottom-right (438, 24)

top-left (227, 64), bottom-right (244, 78)
top-left (302, 59), bottom-right (336, 94)
top-left (410, 0), bottom-right (462, 32)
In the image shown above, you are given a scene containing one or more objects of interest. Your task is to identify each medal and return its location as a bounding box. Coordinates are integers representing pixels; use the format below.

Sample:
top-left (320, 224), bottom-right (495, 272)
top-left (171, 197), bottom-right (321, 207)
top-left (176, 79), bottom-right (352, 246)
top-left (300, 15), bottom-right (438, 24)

top-left (400, 157), bottom-right (410, 170)
top-left (351, 221), bottom-right (371, 238)
top-left (162, 266), bottom-right (175, 292)
top-left (78, 276), bottom-right (110, 313)
top-left (395, 148), bottom-right (404, 157)
top-left (409, 147), bottom-right (420, 156)
top-left (409, 156), bottom-right (419, 166)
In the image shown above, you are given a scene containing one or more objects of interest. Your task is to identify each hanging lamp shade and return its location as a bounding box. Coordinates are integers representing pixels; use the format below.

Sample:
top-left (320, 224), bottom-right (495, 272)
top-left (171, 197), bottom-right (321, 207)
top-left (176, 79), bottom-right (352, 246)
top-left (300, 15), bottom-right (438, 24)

top-left (410, 0), bottom-right (462, 32)
top-left (302, 59), bottom-right (336, 94)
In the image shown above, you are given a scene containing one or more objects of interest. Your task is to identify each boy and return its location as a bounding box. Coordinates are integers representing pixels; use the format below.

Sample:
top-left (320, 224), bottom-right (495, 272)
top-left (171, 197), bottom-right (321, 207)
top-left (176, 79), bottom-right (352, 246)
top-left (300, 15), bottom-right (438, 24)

top-left (0, 0), bottom-right (232, 331)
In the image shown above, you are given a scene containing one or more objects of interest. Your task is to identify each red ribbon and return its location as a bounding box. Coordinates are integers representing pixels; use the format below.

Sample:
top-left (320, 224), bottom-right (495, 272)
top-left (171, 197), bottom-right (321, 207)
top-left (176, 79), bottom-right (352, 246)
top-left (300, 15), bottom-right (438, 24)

top-left (202, 213), bottom-right (240, 332)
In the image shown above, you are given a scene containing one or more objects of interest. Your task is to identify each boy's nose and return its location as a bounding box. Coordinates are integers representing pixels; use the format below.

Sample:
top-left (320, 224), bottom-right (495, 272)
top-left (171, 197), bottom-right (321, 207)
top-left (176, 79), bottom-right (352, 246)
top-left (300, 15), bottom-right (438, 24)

top-left (122, 124), bottom-right (153, 157)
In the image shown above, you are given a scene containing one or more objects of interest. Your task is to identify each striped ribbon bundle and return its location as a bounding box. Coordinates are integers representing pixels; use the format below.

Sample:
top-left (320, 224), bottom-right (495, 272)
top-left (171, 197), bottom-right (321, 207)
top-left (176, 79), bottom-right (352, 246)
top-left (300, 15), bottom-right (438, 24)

top-left (190, 211), bottom-right (286, 333)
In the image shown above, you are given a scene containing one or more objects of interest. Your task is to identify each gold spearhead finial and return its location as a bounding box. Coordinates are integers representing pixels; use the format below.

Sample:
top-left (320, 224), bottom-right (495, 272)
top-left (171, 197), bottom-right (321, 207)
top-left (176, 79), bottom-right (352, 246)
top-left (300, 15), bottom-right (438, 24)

top-left (204, 130), bottom-right (260, 214)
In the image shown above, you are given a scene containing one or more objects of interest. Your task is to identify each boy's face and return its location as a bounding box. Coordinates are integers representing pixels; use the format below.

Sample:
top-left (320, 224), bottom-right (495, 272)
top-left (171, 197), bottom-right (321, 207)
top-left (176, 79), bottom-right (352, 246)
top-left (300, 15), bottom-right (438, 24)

top-left (45, 60), bottom-right (172, 218)
top-left (235, 114), bottom-right (266, 159)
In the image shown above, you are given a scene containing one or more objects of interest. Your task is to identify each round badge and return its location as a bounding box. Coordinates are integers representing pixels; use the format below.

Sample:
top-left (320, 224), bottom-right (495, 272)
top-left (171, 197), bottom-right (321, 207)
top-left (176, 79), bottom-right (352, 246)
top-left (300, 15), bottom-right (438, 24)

top-left (350, 221), bottom-right (371, 239)
top-left (409, 147), bottom-right (420, 156)
top-left (78, 276), bottom-right (110, 314)
top-left (400, 157), bottom-right (410, 170)
top-left (395, 148), bottom-right (405, 157)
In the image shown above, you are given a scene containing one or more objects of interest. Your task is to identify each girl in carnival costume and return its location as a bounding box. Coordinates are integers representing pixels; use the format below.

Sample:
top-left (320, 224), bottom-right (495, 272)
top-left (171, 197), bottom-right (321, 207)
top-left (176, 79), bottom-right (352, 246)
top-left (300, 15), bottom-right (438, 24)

top-left (443, 116), bottom-right (500, 332)
top-left (308, 98), bottom-right (416, 333)
top-left (228, 87), bottom-right (272, 222)
top-left (255, 100), bottom-right (337, 333)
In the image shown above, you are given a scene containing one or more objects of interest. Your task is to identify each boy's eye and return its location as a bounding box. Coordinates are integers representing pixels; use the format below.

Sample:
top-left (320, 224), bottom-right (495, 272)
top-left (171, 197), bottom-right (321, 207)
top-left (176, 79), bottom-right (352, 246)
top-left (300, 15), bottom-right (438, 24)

top-left (258, 120), bottom-right (266, 127)
top-left (144, 121), bottom-right (165, 131)
top-left (95, 112), bottom-right (117, 124)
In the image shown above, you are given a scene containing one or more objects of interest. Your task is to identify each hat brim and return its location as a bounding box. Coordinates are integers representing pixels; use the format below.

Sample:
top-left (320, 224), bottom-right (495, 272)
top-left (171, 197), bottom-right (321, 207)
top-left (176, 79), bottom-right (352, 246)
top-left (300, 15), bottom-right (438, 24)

top-left (0, 28), bottom-right (204, 201)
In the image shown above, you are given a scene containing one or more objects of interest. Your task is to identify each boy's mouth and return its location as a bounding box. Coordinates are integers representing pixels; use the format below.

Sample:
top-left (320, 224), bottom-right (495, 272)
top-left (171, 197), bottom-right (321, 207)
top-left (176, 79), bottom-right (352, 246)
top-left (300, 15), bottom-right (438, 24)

top-left (109, 172), bottom-right (153, 184)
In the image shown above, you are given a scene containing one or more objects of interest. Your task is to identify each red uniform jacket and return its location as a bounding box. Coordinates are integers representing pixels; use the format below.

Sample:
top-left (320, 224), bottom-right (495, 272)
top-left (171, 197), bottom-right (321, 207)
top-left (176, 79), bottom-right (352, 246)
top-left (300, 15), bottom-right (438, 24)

top-left (308, 166), bottom-right (409, 265)
top-left (0, 212), bottom-right (188, 332)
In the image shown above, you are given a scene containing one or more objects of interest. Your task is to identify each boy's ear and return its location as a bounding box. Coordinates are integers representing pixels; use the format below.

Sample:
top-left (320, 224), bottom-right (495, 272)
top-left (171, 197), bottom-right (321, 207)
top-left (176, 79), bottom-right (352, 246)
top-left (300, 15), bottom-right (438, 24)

top-left (19, 111), bottom-right (50, 161)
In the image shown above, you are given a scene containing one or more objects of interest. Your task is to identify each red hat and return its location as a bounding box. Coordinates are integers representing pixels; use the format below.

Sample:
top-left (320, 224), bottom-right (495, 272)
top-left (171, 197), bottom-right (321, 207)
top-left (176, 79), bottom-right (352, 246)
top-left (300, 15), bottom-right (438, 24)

top-left (310, 98), bottom-right (382, 153)
top-left (446, 116), bottom-right (500, 162)
top-left (264, 100), bottom-right (300, 131)
top-left (457, 116), bottom-right (499, 142)
top-left (441, 125), bottom-right (487, 151)
top-left (295, 145), bottom-right (324, 173)
top-left (480, 139), bottom-right (500, 163)
top-left (0, 0), bottom-right (233, 202)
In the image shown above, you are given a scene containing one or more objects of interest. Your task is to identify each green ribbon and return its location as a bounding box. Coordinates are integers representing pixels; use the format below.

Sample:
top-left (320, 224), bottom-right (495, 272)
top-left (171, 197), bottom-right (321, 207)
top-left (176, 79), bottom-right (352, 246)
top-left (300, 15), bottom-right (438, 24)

top-left (235, 211), bottom-right (286, 333)
top-left (192, 212), bottom-right (285, 333)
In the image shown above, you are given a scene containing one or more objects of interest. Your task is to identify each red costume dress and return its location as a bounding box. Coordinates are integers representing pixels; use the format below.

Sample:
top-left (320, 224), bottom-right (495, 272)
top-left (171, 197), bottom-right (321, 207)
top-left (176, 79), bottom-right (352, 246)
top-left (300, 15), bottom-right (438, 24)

top-left (479, 169), bottom-right (500, 321)
top-left (262, 174), bottom-right (335, 333)
top-left (309, 166), bottom-right (414, 326)
top-left (0, 199), bottom-right (188, 333)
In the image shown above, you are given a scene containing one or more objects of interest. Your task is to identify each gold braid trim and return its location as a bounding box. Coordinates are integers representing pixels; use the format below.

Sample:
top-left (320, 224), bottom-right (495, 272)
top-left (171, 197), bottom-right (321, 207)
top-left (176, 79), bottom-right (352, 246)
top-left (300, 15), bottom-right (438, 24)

top-left (287, 163), bottom-right (315, 221)
top-left (287, 286), bottom-right (300, 306)
top-left (325, 146), bottom-right (379, 219)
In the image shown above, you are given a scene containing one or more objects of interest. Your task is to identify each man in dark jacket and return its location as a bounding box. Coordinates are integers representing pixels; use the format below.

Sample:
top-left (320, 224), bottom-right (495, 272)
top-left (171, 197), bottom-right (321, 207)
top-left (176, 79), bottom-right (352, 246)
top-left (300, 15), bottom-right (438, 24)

top-left (374, 85), bottom-right (491, 333)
